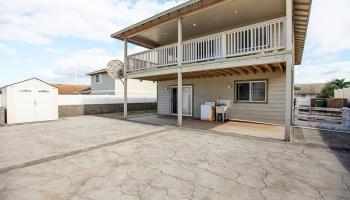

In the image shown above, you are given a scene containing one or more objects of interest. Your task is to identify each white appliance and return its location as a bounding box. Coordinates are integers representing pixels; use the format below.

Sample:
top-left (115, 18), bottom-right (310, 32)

top-left (201, 102), bottom-right (216, 121)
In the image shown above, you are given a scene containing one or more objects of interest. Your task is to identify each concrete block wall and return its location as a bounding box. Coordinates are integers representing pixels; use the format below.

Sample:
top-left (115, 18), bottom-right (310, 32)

top-left (59, 102), bottom-right (156, 117)
top-left (0, 107), bottom-right (5, 126)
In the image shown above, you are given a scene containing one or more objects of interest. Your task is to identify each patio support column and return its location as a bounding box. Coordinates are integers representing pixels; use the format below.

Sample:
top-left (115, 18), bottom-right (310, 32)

top-left (177, 68), bottom-right (183, 127)
top-left (285, 54), bottom-right (294, 141)
top-left (123, 39), bottom-right (128, 119)
top-left (177, 17), bottom-right (183, 127)
top-left (285, 0), bottom-right (295, 141)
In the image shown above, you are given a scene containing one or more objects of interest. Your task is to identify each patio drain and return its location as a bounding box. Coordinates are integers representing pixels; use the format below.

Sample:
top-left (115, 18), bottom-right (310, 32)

top-left (0, 126), bottom-right (175, 174)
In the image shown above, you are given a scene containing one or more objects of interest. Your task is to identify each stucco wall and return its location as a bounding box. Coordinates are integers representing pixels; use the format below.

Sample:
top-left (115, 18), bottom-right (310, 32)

top-left (157, 72), bottom-right (286, 125)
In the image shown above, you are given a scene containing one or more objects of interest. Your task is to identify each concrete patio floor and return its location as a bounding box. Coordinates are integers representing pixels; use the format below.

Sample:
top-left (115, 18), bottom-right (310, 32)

top-left (0, 115), bottom-right (349, 200)
top-left (99, 113), bottom-right (286, 140)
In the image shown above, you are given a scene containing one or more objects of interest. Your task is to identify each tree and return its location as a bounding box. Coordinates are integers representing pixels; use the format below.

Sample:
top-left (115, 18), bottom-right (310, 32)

top-left (318, 83), bottom-right (334, 98)
top-left (330, 78), bottom-right (350, 90)
top-left (317, 78), bottom-right (350, 98)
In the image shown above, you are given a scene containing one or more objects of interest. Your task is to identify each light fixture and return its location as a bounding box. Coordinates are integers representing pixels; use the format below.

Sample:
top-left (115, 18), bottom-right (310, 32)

top-left (227, 84), bottom-right (232, 89)
top-left (163, 32), bottom-right (168, 35)
top-left (192, 23), bottom-right (197, 27)
top-left (234, 10), bottom-right (238, 14)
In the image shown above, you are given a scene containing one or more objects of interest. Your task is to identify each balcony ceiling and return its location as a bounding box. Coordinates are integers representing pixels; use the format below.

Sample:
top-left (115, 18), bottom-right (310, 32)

top-left (128, 0), bottom-right (285, 48)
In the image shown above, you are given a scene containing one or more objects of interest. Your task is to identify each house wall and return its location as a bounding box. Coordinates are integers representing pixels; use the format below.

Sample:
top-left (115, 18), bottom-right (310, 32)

top-left (91, 73), bottom-right (116, 95)
top-left (158, 72), bottom-right (286, 125)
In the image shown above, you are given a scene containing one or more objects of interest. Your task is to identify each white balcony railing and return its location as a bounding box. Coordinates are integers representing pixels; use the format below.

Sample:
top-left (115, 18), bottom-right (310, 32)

top-left (127, 17), bottom-right (285, 72)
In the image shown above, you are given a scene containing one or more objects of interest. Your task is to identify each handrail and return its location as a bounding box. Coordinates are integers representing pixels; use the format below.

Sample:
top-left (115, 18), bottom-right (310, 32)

top-left (127, 17), bottom-right (285, 72)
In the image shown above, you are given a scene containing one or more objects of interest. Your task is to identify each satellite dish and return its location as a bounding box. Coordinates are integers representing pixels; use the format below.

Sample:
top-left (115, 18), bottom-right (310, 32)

top-left (106, 60), bottom-right (124, 79)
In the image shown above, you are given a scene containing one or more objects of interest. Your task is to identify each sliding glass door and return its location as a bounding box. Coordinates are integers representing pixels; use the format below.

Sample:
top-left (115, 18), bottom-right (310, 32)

top-left (170, 85), bottom-right (193, 117)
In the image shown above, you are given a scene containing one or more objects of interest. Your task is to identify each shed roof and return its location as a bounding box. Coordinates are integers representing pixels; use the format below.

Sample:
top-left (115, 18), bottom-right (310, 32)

top-left (2, 78), bottom-right (58, 89)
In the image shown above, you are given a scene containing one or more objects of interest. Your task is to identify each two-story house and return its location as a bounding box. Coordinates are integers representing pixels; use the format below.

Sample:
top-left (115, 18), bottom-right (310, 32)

top-left (88, 68), bottom-right (157, 96)
top-left (111, 0), bottom-right (311, 140)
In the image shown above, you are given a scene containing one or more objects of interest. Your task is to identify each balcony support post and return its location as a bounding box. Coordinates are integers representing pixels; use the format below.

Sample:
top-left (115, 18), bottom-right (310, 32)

top-left (177, 68), bottom-right (183, 127)
top-left (123, 39), bottom-right (128, 119)
top-left (177, 17), bottom-right (183, 65)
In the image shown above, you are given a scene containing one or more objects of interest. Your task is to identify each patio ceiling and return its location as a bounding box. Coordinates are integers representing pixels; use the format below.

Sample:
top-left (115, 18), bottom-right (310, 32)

top-left (114, 0), bottom-right (285, 48)
top-left (138, 62), bottom-right (286, 81)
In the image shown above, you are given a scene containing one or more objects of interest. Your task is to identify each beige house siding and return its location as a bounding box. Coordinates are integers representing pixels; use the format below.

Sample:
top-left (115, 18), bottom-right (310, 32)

top-left (157, 72), bottom-right (286, 125)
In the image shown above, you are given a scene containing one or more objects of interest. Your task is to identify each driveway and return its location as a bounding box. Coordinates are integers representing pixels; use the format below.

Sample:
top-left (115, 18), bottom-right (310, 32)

top-left (0, 115), bottom-right (350, 200)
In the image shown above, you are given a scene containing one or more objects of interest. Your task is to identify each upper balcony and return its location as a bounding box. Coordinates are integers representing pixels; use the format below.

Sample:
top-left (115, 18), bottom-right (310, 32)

top-left (111, 0), bottom-right (311, 77)
top-left (127, 17), bottom-right (285, 73)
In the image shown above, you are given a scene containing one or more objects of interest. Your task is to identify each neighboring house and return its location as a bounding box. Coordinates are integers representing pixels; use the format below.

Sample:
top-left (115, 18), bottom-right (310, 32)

top-left (295, 83), bottom-right (325, 106)
top-left (88, 68), bottom-right (156, 96)
top-left (111, 0), bottom-right (311, 139)
top-left (52, 84), bottom-right (90, 95)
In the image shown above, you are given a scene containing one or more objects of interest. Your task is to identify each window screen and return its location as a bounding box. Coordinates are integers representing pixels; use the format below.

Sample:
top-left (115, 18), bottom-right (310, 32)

top-left (236, 82), bottom-right (250, 101)
top-left (251, 82), bottom-right (266, 102)
top-left (235, 80), bottom-right (267, 103)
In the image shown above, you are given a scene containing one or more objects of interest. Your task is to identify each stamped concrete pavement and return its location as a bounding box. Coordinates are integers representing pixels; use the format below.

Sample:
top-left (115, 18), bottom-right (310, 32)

top-left (0, 116), bottom-right (349, 200)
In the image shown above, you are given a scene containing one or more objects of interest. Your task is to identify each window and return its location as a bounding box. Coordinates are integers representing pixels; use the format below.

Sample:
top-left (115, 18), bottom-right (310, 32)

top-left (95, 74), bottom-right (102, 83)
top-left (235, 80), bottom-right (267, 103)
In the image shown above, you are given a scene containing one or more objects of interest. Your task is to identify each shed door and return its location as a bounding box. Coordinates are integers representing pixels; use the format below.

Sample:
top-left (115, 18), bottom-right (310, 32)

top-left (9, 88), bottom-right (36, 124)
top-left (35, 89), bottom-right (57, 122)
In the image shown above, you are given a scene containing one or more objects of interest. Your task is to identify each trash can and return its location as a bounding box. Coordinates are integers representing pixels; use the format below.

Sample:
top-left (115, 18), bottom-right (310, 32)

top-left (314, 99), bottom-right (326, 107)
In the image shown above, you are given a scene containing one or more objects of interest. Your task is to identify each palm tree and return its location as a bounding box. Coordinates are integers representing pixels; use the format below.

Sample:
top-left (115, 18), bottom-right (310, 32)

top-left (329, 78), bottom-right (350, 90)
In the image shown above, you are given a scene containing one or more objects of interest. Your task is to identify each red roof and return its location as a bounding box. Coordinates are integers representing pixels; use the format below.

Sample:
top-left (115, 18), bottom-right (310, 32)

top-left (52, 84), bottom-right (90, 95)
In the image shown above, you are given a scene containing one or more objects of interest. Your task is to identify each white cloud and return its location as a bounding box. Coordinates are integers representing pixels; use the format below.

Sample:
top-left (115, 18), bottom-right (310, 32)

top-left (31, 48), bottom-right (119, 83)
top-left (295, 61), bottom-right (350, 84)
top-left (0, 0), bottom-right (185, 45)
top-left (0, 43), bottom-right (15, 54)
top-left (306, 0), bottom-right (350, 56)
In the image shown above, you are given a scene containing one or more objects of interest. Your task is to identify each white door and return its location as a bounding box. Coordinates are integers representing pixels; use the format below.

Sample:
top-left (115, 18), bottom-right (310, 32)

top-left (7, 88), bottom-right (36, 124)
top-left (170, 85), bottom-right (193, 117)
top-left (35, 89), bottom-right (58, 122)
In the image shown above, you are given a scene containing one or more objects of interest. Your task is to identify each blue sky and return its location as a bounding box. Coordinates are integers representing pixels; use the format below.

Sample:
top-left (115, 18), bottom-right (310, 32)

top-left (0, 0), bottom-right (349, 86)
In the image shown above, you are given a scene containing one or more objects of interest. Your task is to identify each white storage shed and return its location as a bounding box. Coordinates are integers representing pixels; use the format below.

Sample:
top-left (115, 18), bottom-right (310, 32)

top-left (1, 78), bottom-right (58, 124)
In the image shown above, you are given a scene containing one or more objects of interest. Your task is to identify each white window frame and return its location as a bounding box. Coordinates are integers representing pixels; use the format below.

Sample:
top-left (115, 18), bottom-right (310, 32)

top-left (235, 80), bottom-right (267, 103)
top-left (95, 74), bottom-right (102, 83)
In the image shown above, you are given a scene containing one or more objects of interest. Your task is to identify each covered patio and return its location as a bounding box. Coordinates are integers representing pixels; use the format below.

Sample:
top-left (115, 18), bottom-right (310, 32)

top-left (126, 113), bottom-right (285, 140)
